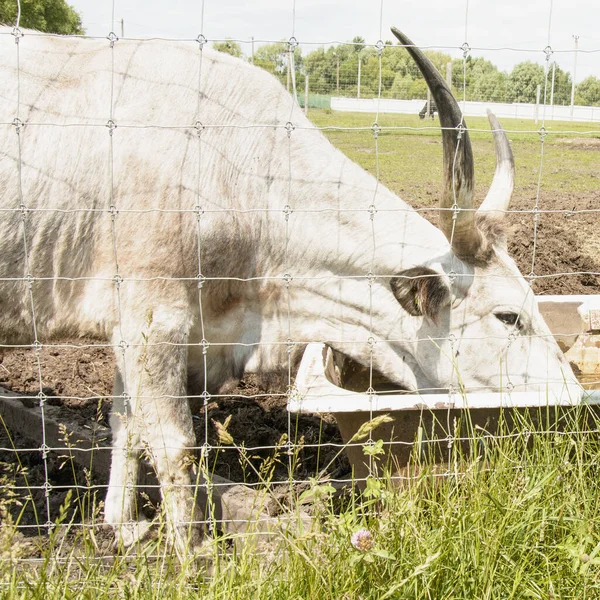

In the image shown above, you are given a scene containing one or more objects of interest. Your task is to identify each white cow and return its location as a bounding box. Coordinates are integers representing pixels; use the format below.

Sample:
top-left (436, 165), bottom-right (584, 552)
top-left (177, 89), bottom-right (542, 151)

top-left (0, 26), bottom-right (576, 557)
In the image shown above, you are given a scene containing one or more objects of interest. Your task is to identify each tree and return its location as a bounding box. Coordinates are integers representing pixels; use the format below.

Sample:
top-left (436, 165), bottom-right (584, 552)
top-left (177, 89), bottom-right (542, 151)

top-left (576, 76), bottom-right (600, 106)
top-left (409, 78), bottom-right (428, 99)
top-left (329, 43), bottom-right (354, 95)
top-left (254, 41), bottom-right (287, 75)
top-left (471, 71), bottom-right (509, 102)
top-left (254, 41), bottom-right (303, 90)
top-left (391, 73), bottom-right (412, 98)
top-left (358, 52), bottom-right (394, 96)
top-left (385, 44), bottom-right (413, 76)
top-left (0, 0), bottom-right (84, 35)
top-left (303, 47), bottom-right (327, 80)
top-left (338, 52), bottom-right (359, 95)
top-left (212, 39), bottom-right (243, 58)
top-left (303, 46), bottom-right (336, 95)
top-left (298, 37), bottom-right (457, 100)
top-left (508, 61), bottom-right (544, 103)
top-left (351, 36), bottom-right (365, 54)
top-left (274, 33), bottom-right (585, 105)
top-left (450, 56), bottom-right (506, 101)
top-left (549, 64), bottom-right (572, 105)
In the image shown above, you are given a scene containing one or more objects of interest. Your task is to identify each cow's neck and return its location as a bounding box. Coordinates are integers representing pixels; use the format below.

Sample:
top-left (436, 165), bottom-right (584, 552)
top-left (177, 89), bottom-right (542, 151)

top-left (241, 198), bottom-right (451, 385)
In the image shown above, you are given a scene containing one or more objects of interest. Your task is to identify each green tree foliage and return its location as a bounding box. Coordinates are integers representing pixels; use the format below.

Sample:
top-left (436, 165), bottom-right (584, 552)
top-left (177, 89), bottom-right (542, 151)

top-left (508, 61), bottom-right (544, 103)
top-left (254, 41), bottom-right (288, 75)
top-left (251, 34), bottom-right (589, 107)
top-left (451, 56), bottom-right (508, 101)
top-left (303, 46), bottom-right (331, 93)
top-left (391, 73), bottom-right (412, 98)
top-left (471, 71), bottom-right (510, 102)
top-left (299, 40), bottom-right (454, 99)
top-left (0, 0), bottom-right (84, 34)
top-left (576, 76), bottom-right (600, 106)
top-left (212, 39), bottom-right (243, 58)
top-left (253, 41), bottom-right (303, 90)
top-left (351, 36), bottom-right (365, 53)
top-left (548, 64), bottom-right (572, 105)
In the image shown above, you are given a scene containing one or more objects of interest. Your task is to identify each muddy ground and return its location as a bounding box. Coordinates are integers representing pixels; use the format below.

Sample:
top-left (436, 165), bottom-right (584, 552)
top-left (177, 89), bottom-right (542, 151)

top-left (1, 181), bottom-right (599, 534)
top-left (498, 190), bottom-right (600, 295)
top-left (0, 353), bottom-right (347, 530)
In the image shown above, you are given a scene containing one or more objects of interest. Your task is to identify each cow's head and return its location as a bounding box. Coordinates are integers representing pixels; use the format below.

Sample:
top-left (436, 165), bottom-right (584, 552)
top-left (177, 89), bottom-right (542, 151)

top-left (337, 28), bottom-right (576, 395)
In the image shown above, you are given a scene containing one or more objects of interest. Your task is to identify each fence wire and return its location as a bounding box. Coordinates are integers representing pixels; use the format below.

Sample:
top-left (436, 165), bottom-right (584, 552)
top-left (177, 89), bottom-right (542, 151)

top-left (1, 0), bottom-right (600, 569)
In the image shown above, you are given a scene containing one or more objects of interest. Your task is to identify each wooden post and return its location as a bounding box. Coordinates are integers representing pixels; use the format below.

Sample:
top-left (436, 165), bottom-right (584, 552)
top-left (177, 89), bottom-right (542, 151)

top-left (550, 61), bottom-right (556, 119)
top-left (304, 74), bottom-right (309, 116)
top-left (570, 34), bottom-right (579, 121)
top-left (426, 88), bottom-right (431, 119)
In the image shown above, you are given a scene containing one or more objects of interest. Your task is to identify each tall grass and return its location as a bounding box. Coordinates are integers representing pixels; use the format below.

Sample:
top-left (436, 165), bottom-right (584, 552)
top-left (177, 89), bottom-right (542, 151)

top-left (2, 405), bottom-right (600, 599)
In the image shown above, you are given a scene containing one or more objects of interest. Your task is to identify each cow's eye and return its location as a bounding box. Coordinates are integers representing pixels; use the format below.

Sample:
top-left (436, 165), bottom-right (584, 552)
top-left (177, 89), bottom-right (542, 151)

top-left (495, 311), bottom-right (522, 329)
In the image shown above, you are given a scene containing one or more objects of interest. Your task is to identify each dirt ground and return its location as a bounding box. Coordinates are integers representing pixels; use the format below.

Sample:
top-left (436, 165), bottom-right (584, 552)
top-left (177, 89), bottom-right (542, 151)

top-left (0, 347), bottom-right (348, 529)
top-left (413, 187), bottom-right (600, 296)
top-left (506, 190), bottom-right (600, 295)
top-left (1, 179), bottom-right (599, 534)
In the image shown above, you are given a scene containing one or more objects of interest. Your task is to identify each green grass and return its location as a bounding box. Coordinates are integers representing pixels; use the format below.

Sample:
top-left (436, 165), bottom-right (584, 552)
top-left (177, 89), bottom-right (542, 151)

top-left (307, 109), bottom-right (600, 206)
top-left (3, 407), bottom-right (600, 598)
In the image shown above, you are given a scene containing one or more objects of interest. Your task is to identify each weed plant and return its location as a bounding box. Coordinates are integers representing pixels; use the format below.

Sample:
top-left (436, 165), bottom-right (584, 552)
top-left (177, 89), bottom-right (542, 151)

top-left (1, 404), bottom-right (600, 599)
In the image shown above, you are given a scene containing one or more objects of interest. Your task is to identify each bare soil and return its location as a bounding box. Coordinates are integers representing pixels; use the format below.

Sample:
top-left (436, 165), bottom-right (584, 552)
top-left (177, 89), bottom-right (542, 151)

top-left (555, 138), bottom-right (600, 150)
top-left (507, 190), bottom-right (600, 295)
top-left (0, 348), bottom-right (347, 530)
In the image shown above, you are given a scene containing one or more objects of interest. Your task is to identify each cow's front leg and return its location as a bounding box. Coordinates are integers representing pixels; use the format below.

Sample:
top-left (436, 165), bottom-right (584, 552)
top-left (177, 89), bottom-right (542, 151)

top-left (110, 303), bottom-right (202, 559)
top-left (104, 371), bottom-right (152, 549)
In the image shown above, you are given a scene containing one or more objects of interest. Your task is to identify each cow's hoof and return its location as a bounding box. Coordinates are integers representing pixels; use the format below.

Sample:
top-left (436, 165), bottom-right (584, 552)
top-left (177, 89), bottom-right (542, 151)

top-left (170, 524), bottom-right (205, 562)
top-left (112, 518), bottom-right (153, 551)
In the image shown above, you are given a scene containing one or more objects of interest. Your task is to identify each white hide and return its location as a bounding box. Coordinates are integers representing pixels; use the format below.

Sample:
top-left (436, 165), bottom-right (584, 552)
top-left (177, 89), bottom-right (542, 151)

top-left (0, 30), bottom-right (576, 556)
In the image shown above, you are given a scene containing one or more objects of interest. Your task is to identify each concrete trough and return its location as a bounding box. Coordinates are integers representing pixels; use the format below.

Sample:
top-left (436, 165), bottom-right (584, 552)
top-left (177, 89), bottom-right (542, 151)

top-left (289, 295), bottom-right (600, 479)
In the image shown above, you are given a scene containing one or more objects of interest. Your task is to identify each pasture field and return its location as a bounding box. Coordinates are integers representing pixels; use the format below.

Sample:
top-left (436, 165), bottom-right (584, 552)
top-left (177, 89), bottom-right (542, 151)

top-left (1, 110), bottom-right (600, 598)
top-left (309, 109), bottom-right (600, 295)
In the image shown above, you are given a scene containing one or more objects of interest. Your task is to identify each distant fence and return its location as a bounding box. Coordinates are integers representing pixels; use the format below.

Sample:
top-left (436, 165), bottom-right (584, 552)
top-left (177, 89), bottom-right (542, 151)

top-left (331, 97), bottom-right (600, 123)
top-left (297, 92), bottom-right (331, 110)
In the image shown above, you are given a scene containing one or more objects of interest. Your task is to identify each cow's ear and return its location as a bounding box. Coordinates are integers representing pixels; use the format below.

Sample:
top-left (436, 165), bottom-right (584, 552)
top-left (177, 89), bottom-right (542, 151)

top-left (390, 266), bottom-right (451, 321)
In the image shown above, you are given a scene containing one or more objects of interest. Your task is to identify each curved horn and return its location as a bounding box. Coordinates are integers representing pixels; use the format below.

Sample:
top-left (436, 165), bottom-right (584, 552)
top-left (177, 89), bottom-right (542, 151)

top-left (478, 109), bottom-right (515, 217)
top-left (391, 27), bottom-right (483, 259)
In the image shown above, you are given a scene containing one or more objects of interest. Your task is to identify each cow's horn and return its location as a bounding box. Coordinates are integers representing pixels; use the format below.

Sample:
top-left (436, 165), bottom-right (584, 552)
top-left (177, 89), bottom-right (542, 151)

top-left (391, 27), bottom-right (482, 259)
top-left (478, 109), bottom-right (514, 217)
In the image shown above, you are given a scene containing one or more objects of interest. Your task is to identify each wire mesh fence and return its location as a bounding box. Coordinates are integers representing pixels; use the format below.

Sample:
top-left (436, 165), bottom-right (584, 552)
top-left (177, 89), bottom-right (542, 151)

top-left (1, 0), bottom-right (600, 576)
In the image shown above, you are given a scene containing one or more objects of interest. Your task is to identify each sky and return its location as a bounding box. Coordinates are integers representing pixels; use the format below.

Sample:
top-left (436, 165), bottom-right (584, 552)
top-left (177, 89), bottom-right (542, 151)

top-left (69, 0), bottom-right (600, 83)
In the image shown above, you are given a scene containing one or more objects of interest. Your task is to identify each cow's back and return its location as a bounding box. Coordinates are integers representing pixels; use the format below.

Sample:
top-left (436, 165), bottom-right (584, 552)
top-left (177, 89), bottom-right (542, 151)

top-left (0, 30), bottom-right (411, 344)
top-left (0, 31), bottom-right (303, 341)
